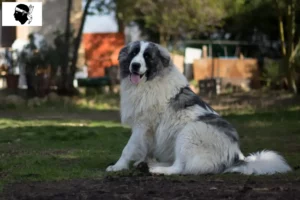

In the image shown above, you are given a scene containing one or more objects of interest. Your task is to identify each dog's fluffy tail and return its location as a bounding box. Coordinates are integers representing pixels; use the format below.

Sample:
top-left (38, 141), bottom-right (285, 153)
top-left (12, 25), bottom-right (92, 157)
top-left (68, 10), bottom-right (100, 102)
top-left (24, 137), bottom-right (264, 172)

top-left (225, 150), bottom-right (292, 175)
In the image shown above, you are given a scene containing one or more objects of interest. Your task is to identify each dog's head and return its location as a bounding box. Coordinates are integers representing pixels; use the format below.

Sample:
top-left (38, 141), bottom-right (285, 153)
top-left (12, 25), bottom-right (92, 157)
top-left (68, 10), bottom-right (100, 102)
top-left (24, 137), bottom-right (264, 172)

top-left (118, 41), bottom-right (171, 84)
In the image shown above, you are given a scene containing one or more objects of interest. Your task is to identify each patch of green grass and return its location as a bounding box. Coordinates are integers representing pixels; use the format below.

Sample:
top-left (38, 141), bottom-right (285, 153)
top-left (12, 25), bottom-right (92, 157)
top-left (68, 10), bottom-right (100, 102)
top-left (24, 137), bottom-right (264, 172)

top-left (0, 105), bottom-right (299, 191)
top-left (0, 119), bottom-right (130, 190)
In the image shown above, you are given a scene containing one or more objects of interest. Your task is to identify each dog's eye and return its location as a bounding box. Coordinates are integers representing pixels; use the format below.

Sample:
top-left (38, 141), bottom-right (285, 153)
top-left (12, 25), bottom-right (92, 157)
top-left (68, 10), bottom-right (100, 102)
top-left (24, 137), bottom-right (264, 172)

top-left (144, 52), bottom-right (151, 59)
top-left (132, 49), bottom-right (139, 56)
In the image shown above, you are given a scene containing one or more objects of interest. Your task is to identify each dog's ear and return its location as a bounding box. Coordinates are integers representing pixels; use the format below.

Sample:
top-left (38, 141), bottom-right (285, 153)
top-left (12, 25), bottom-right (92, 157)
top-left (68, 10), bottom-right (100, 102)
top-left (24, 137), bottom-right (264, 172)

top-left (118, 44), bottom-right (131, 79)
top-left (118, 45), bottom-right (129, 63)
top-left (156, 44), bottom-right (170, 67)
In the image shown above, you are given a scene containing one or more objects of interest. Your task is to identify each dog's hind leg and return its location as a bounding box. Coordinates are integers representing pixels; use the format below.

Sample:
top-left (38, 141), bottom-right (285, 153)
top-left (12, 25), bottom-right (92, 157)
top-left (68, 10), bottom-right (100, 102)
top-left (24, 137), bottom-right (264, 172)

top-left (150, 122), bottom-right (229, 175)
top-left (149, 159), bottom-right (183, 175)
top-left (149, 133), bottom-right (213, 175)
top-left (147, 158), bottom-right (172, 168)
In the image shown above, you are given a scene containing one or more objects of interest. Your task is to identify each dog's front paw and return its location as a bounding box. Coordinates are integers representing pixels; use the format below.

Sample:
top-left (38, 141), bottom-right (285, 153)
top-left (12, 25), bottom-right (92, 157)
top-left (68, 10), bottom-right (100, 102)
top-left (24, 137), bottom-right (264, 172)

top-left (106, 164), bottom-right (128, 172)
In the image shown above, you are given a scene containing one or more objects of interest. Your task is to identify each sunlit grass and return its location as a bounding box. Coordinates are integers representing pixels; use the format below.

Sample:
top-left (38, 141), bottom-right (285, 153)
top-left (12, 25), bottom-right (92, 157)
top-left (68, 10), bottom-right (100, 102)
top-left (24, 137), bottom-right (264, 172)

top-left (0, 94), bottom-right (120, 112)
top-left (0, 119), bottom-right (130, 190)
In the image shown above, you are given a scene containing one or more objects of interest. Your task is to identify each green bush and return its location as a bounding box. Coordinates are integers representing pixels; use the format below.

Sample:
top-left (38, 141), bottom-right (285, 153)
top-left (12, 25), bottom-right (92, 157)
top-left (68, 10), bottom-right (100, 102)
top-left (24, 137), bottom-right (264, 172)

top-left (261, 58), bottom-right (283, 89)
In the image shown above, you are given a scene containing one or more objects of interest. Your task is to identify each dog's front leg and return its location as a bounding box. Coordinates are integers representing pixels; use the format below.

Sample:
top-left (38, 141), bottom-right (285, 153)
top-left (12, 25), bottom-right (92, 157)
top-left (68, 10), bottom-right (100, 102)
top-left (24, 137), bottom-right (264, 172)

top-left (106, 125), bottom-right (150, 172)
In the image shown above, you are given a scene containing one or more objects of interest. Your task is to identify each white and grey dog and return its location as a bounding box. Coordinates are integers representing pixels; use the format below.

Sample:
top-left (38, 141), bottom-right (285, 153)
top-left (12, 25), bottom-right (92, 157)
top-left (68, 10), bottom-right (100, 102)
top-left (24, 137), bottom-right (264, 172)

top-left (106, 41), bottom-right (292, 175)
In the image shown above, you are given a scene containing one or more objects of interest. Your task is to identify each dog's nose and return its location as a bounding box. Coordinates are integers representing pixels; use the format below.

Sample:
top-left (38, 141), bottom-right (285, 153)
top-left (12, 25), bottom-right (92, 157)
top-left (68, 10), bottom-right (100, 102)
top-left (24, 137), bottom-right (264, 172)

top-left (131, 62), bottom-right (141, 72)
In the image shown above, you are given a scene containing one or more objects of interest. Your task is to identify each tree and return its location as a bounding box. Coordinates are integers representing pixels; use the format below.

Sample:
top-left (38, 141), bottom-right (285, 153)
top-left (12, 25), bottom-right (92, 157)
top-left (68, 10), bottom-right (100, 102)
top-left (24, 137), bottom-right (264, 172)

top-left (89, 0), bottom-right (229, 45)
top-left (223, 0), bottom-right (279, 42)
top-left (113, 0), bottom-right (227, 46)
top-left (59, 0), bottom-right (92, 95)
top-left (223, 0), bottom-right (299, 93)
top-left (59, 0), bottom-right (72, 94)
top-left (68, 0), bottom-right (92, 93)
top-left (275, 0), bottom-right (298, 94)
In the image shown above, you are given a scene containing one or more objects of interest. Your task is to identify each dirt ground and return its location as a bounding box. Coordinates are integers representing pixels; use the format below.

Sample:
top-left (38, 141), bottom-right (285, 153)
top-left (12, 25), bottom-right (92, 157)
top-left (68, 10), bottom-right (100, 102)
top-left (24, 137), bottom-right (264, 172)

top-left (2, 175), bottom-right (300, 200)
top-left (201, 91), bottom-right (300, 111)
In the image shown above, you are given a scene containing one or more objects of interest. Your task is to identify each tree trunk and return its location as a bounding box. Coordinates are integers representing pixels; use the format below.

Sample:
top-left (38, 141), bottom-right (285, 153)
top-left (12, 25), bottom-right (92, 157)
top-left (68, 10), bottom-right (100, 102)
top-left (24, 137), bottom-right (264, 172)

top-left (278, 15), bottom-right (286, 56)
top-left (59, 0), bottom-right (72, 94)
top-left (275, 0), bottom-right (286, 56)
top-left (66, 0), bottom-right (92, 94)
top-left (159, 35), bottom-right (167, 47)
top-left (159, 27), bottom-right (169, 47)
top-left (115, 1), bottom-right (125, 33)
top-left (285, 0), bottom-right (298, 94)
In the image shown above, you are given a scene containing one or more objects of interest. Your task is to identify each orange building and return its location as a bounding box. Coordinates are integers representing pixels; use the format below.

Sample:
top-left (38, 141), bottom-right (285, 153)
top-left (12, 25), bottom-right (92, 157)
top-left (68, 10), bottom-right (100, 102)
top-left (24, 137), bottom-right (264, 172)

top-left (81, 0), bottom-right (125, 77)
top-left (83, 33), bottom-right (124, 77)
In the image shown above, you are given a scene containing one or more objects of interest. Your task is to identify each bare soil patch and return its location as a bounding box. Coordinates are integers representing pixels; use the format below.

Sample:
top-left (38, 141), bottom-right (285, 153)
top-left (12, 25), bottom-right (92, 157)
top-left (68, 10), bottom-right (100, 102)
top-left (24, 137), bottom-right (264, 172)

top-left (1, 176), bottom-right (300, 200)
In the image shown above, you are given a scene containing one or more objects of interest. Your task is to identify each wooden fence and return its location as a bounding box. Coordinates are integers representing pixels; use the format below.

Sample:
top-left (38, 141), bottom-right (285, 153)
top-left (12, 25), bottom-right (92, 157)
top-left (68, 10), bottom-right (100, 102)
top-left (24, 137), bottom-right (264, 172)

top-left (193, 58), bottom-right (260, 88)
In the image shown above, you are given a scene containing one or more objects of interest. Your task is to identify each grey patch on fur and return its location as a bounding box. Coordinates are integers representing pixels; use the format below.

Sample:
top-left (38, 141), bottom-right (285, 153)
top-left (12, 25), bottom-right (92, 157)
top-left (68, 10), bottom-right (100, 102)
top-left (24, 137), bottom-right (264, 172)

top-left (169, 86), bottom-right (216, 113)
top-left (230, 155), bottom-right (246, 169)
top-left (118, 41), bottom-right (141, 79)
top-left (227, 152), bottom-right (239, 164)
top-left (144, 43), bottom-right (171, 81)
top-left (233, 153), bottom-right (240, 163)
top-left (217, 163), bottom-right (227, 173)
top-left (217, 153), bottom-right (242, 173)
top-left (223, 153), bottom-right (246, 173)
top-left (229, 153), bottom-right (245, 167)
top-left (198, 113), bottom-right (239, 142)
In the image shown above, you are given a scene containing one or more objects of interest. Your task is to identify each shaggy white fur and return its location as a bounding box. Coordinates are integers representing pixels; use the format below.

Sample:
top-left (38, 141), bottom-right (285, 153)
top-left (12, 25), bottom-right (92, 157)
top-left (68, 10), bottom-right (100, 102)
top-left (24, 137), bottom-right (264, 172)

top-left (106, 41), bottom-right (292, 175)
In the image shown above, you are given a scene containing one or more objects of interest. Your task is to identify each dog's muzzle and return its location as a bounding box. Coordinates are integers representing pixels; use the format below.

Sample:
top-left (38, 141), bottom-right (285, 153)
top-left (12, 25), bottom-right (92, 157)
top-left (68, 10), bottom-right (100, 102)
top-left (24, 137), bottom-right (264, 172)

top-left (130, 62), bottom-right (145, 84)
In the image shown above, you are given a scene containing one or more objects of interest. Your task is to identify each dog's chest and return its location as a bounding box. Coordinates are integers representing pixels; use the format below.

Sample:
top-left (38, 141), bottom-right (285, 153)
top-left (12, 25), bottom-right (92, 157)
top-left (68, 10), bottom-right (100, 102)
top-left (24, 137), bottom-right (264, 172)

top-left (120, 83), bottom-right (168, 127)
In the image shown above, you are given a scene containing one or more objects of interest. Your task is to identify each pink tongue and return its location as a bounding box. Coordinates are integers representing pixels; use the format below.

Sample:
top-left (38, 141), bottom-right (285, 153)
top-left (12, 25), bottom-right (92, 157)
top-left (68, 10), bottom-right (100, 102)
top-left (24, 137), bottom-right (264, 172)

top-left (130, 74), bottom-right (141, 84)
